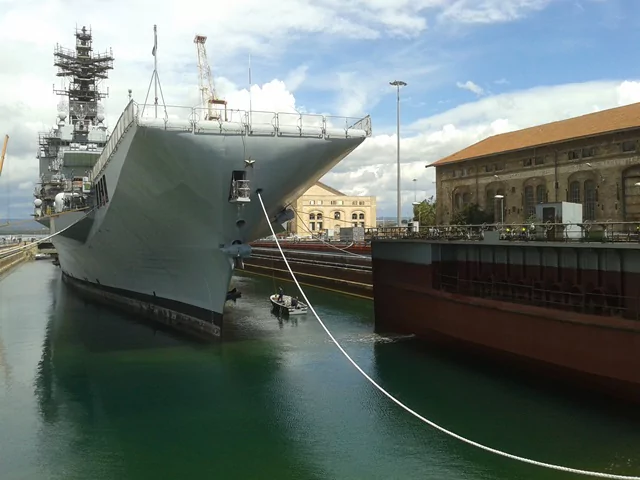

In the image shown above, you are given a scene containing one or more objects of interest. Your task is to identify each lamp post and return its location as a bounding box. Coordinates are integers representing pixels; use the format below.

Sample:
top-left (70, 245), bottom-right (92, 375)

top-left (495, 194), bottom-right (504, 224)
top-left (412, 178), bottom-right (417, 203)
top-left (390, 80), bottom-right (407, 227)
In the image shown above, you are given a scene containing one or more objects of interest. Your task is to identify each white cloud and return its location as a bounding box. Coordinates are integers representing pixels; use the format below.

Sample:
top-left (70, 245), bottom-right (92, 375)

top-left (0, 0), bottom-right (581, 219)
top-left (323, 80), bottom-right (640, 217)
top-left (438, 0), bottom-right (551, 24)
top-left (283, 65), bottom-right (309, 92)
top-left (456, 80), bottom-right (485, 95)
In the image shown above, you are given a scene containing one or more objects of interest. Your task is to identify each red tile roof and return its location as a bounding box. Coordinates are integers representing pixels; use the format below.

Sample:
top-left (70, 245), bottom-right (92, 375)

top-left (432, 102), bottom-right (640, 166)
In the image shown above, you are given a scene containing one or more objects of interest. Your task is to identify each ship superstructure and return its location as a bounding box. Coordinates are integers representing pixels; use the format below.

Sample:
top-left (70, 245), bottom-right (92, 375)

top-left (34, 26), bottom-right (113, 217)
top-left (33, 26), bottom-right (371, 339)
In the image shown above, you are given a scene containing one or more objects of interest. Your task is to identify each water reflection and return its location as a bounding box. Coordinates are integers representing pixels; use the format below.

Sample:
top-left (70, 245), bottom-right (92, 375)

top-left (2, 262), bottom-right (640, 480)
top-left (0, 326), bottom-right (12, 385)
top-left (34, 319), bottom-right (57, 425)
top-left (31, 267), bottom-right (323, 479)
top-left (372, 340), bottom-right (640, 479)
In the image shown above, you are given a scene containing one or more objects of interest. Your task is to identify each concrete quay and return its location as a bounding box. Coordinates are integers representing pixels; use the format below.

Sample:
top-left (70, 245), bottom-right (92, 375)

top-left (0, 244), bottom-right (37, 277)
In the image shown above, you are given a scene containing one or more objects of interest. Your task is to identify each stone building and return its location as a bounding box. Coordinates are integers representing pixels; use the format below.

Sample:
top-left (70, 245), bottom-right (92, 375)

top-left (287, 182), bottom-right (377, 237)
top-left (431, 102), bottom-right (640, 225)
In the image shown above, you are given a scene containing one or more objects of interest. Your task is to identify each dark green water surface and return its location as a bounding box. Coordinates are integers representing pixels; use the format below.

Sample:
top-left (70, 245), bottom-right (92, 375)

top-left (1, 261), bottom-right (639, 479)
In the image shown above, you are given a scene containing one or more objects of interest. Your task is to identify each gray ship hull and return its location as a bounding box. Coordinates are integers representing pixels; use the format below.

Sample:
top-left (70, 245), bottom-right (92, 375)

top-left (38, 106), bottom-right (368, 338)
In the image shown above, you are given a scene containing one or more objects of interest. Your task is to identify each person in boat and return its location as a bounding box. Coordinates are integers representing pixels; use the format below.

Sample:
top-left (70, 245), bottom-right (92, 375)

top-left (291, 296), bottom-right (299, 308)
top-left (277, 287), bottom-right (284, 303)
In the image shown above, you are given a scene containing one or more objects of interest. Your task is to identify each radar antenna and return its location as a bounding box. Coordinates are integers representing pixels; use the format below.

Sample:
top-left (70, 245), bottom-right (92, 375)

top-left (194, 34), bottom-right (227, 121)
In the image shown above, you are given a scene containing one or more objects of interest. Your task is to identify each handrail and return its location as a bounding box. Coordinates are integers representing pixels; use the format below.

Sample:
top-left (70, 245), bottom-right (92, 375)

top-left (366, 220), bottom-right (640, 244)
top-left (91, 99), bottom-right (136, 180)
top-left (133, 102), bottom-right (373, 138)
top-left (88, 100), bottom-right (372, 184)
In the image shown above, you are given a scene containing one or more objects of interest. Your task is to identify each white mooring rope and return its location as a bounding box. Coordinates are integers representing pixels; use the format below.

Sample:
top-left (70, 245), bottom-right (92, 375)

top-left (257, 192), bottom-right (639, 480)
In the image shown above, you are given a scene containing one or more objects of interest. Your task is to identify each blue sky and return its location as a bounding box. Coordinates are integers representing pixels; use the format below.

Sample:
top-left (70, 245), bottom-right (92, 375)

top-left (1, 0), bottom-right (640, 220)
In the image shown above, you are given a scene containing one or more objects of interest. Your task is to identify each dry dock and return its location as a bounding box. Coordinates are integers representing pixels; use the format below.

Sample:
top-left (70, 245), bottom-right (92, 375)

top-left (240, 247), bottom-right (373, 299)
top-left (0, 244), bottom-right (37, 277)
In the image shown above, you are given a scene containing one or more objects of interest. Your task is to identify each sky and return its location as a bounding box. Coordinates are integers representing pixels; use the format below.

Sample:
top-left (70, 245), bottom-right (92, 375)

top-left (1, 0), bottom-right (640, 219)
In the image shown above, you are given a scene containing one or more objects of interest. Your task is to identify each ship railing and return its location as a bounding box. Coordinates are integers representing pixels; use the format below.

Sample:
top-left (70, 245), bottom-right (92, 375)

top-left (134, 103), bottom-right (372, 139)
top-left (365, 221), bottom-right (640, 243)
top-left (50, 205), bottom-right (91, 217)
top-left (53, 44), bottom-right (77, 59)
top-left (91, 99), bottom-right (136, 180)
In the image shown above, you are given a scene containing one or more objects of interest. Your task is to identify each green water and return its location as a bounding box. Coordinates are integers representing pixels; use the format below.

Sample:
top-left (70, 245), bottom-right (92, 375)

top-left (1, 261), bottom-right (639, 479)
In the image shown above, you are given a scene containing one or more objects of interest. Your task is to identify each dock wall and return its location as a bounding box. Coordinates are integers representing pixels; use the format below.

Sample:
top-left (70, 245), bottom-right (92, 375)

top-left (372, 239), bottom-right (640, 403)
top-left (0, 245), bottom-right (36, 278)
top-left (240, 248), bottom-right (373, 299)
top-left (250, 241), bottom-right (371, 256)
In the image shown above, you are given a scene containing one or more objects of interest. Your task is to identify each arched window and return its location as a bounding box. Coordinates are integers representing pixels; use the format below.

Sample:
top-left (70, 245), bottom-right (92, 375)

top-left (359, 213), bottom-right (364, 220)
top-left (536, 185), bottom-right (547, 204)
top-left (584, 180), bottom-right (596, 221)
top-left (569, 181), bottom-right (580, 203)
top-left (351, 213), bottom-right (358, 220)
top-left (486, 189), bottom-right (495, 214)
top-left (309, 213), bottom-right (315, 220)
top-left (316, 213), bottom-right (322, 220)
top-left (524, 186), bottom-right (534, 217)
top-left (334, 212), bottom-right (341, 220)
top-left (622, 166), bottom-right (640, 221)
top-left (454, 193), bottom-right (462, 211)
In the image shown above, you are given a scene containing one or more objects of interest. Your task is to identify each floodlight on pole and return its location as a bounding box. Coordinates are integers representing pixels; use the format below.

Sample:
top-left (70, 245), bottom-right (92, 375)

top-left (390, 79), bottom-right (407, 226)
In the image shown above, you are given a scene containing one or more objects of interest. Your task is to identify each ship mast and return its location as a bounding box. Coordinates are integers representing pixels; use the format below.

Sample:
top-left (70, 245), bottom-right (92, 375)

top-left (194, 34), bottom-right (227, 121)
top-left (153, 25), bottom-right (158, 118)
top-left (34, 26), bottom-right (114, 219)
top-left (53, 26), bottom-right (114, 142)
top-left (141, 24), bottom-right (167, 119)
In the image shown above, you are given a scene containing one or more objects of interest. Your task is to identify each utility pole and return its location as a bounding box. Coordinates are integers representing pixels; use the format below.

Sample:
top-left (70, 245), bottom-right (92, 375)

top-left (390, 80), bottom-right (407, 226)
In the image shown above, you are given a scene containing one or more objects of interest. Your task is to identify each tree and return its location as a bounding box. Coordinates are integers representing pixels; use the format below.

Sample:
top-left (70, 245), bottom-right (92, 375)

top-left (412, 196), bottom-right (437, 225)
top-left (451, 203), bottom-right (493, 225)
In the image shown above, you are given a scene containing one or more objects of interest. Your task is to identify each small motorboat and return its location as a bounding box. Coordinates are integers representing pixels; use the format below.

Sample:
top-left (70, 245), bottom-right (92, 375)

top-left (269, 294), bottom-right (308, 315)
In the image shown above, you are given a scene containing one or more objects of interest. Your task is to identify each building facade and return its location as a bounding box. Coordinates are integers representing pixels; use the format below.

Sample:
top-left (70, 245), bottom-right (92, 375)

top-left (288, 182), bottom-right (377, 237)
top-left (432, 102), bottom-right (640, 225)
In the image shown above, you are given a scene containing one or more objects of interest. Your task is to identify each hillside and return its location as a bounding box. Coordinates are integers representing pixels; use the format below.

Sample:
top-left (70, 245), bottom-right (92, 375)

top-left (0, 218), bottom-right (48, 235)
